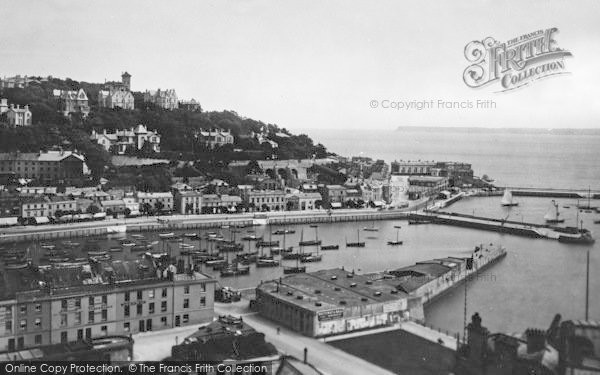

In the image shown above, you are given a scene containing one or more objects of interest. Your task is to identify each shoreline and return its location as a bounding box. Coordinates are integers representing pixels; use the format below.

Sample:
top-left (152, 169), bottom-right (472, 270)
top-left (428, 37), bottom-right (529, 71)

top-left (0, 203), bottom-right (428, 244)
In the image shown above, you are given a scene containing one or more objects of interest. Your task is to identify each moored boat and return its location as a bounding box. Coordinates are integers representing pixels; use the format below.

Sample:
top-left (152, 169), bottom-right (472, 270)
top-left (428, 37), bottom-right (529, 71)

top-left (299, 239), bottom-right (321, 246)
top-left (300, 253), bottom-right (322, 263)
top-left (283, 265), bottom-right (306, 274)
top-left (545, 200), bottom-right (565, 224)
top-left (387, 225), bottom-right (403, 246)
top-left (501, 189), bottom-right (518, 206)
top-left (320, 244), bottom-right (339, 250)
top-left (159, 232), bottom-right (175, 239)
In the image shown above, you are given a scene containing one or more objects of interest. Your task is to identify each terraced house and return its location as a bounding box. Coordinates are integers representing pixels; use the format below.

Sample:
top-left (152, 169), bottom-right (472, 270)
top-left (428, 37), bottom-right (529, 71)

top-left (0, 150), bottom-right (90, 181)
top-left (0, 256), bottom-right (215, 352)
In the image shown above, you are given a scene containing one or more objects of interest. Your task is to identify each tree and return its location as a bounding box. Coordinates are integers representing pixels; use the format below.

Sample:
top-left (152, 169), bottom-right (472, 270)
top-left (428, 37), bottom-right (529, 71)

top-left (86, 205), bottom-right (101, 214)
top-left (141, 203), bottom-right (153, 216)
top-left (124, 208), bottom-right (131, 217)
top-left (155, 201), bottom-right (165, 213)
top-left (245, 160), bottom-right (263, 175)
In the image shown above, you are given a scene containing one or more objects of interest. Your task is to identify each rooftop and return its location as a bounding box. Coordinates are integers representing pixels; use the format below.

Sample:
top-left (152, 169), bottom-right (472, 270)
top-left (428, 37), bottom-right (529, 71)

top-left (0, 255), bottom-right (212, 300)
top-left (257, 268), bottom-right (407, 313)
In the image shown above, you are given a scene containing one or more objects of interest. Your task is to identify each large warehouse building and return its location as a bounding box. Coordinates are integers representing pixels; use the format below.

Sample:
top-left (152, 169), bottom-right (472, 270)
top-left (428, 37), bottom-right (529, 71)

top-left (255, 268), bottom-right (410, 337)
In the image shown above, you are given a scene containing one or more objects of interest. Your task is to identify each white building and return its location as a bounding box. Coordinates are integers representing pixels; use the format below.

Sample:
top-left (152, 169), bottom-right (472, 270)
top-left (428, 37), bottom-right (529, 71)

top-left (90, 125), bottom-right (161, 154)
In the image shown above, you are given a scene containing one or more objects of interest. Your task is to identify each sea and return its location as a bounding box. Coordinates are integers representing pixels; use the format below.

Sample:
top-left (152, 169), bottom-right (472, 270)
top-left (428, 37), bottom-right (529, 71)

top-left (9, 127), bottom-right (600, 338)
top-left (300, 126), bottom-right (600, 333)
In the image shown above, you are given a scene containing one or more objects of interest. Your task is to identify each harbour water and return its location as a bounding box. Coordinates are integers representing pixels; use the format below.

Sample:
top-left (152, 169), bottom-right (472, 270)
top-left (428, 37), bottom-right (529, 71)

top-left (6, 128), bottom-right (599, 340)
top-left (10, 195), bottom-right (599, 337)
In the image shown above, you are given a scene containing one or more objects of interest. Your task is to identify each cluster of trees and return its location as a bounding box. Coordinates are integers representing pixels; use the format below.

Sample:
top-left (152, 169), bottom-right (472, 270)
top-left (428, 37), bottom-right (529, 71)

top-left (0, 76), bottom-right (332, 183)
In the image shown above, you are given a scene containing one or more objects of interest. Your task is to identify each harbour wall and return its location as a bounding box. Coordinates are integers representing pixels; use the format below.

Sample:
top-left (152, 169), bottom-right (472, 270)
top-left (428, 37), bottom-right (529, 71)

top-left (0, 210), bottom-right (410, 244)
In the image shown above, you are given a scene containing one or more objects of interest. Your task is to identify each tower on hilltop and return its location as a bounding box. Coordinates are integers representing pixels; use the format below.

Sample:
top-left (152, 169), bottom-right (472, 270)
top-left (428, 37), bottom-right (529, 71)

top-left (121, 72), bottom-right (131, 90)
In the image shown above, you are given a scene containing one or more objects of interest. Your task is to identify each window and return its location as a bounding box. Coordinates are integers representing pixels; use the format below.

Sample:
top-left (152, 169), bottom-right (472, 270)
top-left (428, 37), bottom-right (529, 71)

top-left (88, 311), bottom-right (95, 323)
top-left (124, 306), bottom-right (130, 317)
top-left (102, 295), bottom-right (107, 305)
top-left (19, 305), bottom-right (26, 315)
top-left (200, 296), bottom-right (206, 307)
top-left (5, 320), bottom-right (12, 332)
top-left (148, 289), bottom-right (154, 299)
top-left (35, 303), bottom-right (42, 313)
top-left (101, 326), bottom-right (107, 336)
top-left (137, 290), bottom-right (142, 300)
top-left (136, 304), bottom-right (142, 316)
top-left (161, 288), bottom-right (167, 298)
top-left (75, 312), bottom-right (81, 325)
top-left (161, 301), bottom-right (167, 312)
top-left (124, 292), bottom-right (130, 302)
top-left (200, 283), bottom-right (206, 292)
top-left (75, 299), bottom-right (81, 309)
top-left (161, 316), bottom-right (167, 326)
top-left (182, 314), bottom-right (189, 324)
top-left (101, 309), bottom-right (107, 322)
top-left (89, 296), bottom-right (94, 307)
top-left (184, 286), bottom-right (190, 294)
top-left (149, 303), bottom-right (155, 314)
top-left (61, 331), bottom-right (67, 343)
top-left (20, 319), bottom-right (27, 331)
top-left (183, 299), bottom-right (189, 309)
top-left (34, 335), bottom-right (42, 345)
top-left (60, 314), bottom-right (67, 327)
top-left (34, 318), bottom-right (41, 328)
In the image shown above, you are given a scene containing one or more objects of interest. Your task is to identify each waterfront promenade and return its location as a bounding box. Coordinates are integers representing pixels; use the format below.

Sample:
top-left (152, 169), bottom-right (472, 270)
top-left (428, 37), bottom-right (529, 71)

top-left (0, 202), bottom-right (429, 243)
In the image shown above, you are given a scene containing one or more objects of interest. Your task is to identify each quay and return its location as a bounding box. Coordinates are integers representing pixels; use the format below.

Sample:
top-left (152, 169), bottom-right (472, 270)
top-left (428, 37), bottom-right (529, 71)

top-left (486, 186), bottom-right (600, 199)
top-left (254, 244), bottom-right (506, 337)
top-left (0, 208), bottom-right (412, 244)
top-left (410, 211), bottom-right (595, 243)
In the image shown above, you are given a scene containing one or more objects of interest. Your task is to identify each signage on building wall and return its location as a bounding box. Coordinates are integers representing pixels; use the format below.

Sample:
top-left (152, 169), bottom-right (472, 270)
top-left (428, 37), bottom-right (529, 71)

top-left (317, 308), bottom-right (344, 321)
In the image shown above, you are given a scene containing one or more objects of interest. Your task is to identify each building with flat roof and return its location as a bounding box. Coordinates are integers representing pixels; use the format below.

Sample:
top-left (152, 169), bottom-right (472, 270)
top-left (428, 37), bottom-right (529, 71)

top-left (0, 255), bottom-right (216, 352)
top-left (255, 268), bottom-right (409, 337)
top-left (391, 160), bottom-right (436, 175)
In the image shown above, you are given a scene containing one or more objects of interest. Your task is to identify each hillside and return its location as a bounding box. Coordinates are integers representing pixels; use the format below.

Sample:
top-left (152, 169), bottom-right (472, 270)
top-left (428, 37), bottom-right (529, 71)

top-left (0, 76), bottom-right (329, 179)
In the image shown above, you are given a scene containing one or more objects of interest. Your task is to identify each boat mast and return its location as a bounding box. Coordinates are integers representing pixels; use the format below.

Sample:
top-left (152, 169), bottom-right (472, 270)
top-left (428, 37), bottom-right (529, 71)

top-left (586, 250), bottom-right (590, 320)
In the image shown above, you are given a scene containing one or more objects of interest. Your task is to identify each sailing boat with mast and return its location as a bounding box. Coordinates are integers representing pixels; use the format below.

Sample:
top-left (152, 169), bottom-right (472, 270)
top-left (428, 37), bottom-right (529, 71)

top-left (300, 227), bottom-right (322, 263)
top-left (257, 223), bottom-right (279, 267)
top-left (387, 225), bottom-right (403, 246)
top-left (283, 230), bottom-right (306, 274)
top-left (501, 189), bottom-right (518, 207)
top-left (346, 228), bottom-right (365, 247)
top-left (299, 225), bottom-right (321, 246)
top-left (363, 220), bottom-right (379, 232)
top-left (544, 200), bottom-right (565, 224)
top-left (576, 187), bottom-right (596, 210)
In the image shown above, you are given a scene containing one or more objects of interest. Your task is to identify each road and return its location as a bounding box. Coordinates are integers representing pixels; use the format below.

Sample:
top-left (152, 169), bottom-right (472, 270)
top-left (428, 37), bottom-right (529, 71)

top-left (214, 302), bottom-right (395, 375)
top-left (0, 202), bottom-right (429, 243)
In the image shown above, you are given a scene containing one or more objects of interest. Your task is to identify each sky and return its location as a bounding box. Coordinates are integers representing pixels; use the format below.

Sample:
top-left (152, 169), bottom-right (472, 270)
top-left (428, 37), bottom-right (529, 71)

top-left (1, 0), bottom-right (600, 131)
